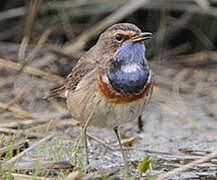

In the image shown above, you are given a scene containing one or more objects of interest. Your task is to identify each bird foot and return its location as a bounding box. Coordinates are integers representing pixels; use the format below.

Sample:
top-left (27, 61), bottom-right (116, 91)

top-left (85, 167), bottom-right (97, 174)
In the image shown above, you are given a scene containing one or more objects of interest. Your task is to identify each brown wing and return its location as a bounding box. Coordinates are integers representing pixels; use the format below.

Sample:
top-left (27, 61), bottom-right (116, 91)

top-left (64, 59), bottom-right (95, 91)
top-left (45, 46), bottom-right (97, 98)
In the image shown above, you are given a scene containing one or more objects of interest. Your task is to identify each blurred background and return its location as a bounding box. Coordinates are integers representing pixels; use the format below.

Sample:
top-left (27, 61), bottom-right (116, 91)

top-left (0, 0), bottom-right (217, 179)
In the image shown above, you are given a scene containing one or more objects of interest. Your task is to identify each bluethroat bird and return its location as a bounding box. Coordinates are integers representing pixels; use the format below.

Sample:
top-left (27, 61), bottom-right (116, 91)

top-left (46, 23), bottom-right (153, 171)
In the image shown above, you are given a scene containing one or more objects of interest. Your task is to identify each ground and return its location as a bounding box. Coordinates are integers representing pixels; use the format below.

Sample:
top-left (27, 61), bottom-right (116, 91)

top-left (0, 45), bottom-right (217, 179)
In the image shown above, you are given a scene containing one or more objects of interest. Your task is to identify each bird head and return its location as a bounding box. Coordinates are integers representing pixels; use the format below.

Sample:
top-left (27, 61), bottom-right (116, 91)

top-left (97, 23), bottom-right (152, 94)
top-left (98, 23), bottom-right (152, 59)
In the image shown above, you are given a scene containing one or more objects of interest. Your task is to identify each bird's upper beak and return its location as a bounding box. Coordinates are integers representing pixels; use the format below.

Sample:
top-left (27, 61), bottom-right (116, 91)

top-left (128, 32), bottom-right (152, 42)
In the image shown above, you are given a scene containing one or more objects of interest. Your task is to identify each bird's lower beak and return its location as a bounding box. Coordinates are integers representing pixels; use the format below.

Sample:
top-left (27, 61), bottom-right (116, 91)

top-left (128, 32), bottom-right (152, 42)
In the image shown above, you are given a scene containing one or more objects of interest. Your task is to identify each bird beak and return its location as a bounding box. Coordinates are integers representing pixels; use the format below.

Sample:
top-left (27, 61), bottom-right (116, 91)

top-left (128, 32), bottom-right (152, 42)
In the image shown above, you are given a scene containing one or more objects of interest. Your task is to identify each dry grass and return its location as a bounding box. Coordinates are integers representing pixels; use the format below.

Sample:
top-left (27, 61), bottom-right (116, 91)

top-left (0, 0), bottom-right (217, 179)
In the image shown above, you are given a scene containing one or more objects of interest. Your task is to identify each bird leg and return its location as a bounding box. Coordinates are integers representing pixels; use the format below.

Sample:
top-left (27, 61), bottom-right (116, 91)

top-left (113, 126), bottom-right (129, 172)
top-left (83, 126), bottom-right (90, 165)
top-left (137, 115), bottom-right (144, 132)
top-left (83, 126), bottom-right (98, 173)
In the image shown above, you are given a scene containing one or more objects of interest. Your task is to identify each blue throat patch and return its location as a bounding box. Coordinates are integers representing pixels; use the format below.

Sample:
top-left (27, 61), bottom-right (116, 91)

top-left (107, 41), bottom-right (150, 94)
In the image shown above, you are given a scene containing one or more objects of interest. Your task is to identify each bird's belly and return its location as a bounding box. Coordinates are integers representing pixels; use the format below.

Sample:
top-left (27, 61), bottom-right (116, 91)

top-left (91, 96), bottom-right (147, 128)
top-left (67, 87), bottom-right (148, 128)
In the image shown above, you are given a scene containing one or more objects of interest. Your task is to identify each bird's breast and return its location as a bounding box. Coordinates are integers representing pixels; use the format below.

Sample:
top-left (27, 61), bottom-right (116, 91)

top-left (97, 73), bottom-right (153, 104)
top-left (107, 63), bottom-right (150, 94)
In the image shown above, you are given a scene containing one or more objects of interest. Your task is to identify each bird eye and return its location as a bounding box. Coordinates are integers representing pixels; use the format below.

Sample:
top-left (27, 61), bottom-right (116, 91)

top-left (115, 34), bottom-right (123, 41)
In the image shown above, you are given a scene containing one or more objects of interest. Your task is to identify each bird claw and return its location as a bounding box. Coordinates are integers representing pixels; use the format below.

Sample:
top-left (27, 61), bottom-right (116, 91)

top-left (85, 167), bottom-right (97, 174)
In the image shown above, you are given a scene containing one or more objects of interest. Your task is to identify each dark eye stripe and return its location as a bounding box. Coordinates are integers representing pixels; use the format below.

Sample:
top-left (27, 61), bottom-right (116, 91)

top-left (124, 35), bottom-right (130, 40)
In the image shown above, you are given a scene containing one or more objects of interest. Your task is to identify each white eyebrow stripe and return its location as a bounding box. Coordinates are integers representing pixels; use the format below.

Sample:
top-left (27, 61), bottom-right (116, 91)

top-left (122, 63), bottom-right (140, 73)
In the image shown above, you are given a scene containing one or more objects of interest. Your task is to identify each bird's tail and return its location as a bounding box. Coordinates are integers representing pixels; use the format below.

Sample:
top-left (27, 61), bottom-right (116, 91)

top-left (43, 86), bottom-right (66, 99)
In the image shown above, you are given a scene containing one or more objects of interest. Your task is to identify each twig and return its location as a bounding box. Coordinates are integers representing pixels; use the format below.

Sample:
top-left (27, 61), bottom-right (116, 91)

top-left (114, 137), bottom-right (137, 146)
top-left (25, 0), bottom-right (148, 73)
top-left (153, 43), bottom-right (191, 61)
top-left (24, 120), bottom-right (56, 133)
top-left (156, 150), bottom-right (217, 180)
top-left (65, 171), bottom-right (80, 180)
top-left (0, 7), bottom-right (26, 22)
top-left (63, 0), bottom-right (151, 54)
top-left (11, 173), bottom-right (51, 180)
top-left (2, 133), bottom-right (55, 169)
top-left (0, 101), bottom-right (40, 120)
top-left (82, 166), bottom-right (120, 180)
top-left (26, 29), bottom-right (52, 62)
top-left (0, 127), bottom-right (44, 138)
top-left (6, 88), bottom-right (29, 108)
top-left (13, 160), bottom-right (73, 171)
top-left (142, 1), bottom-right (217, 16)
top-left (17, 28), bottom-right (53, 76)
top-left (24, 0), bottom-right (41, 36)
top-left (194, 0), bottom-right (210, 10)
top-left (86, 132), bottom-right (113, 150)
top-left (0, 57), bottom-right (64, 83)
top-left (0, 119), bottom-right (47, 129)
top-left (0, 0), bottom-right (117, 22)
top-left (18, 36), bottom-right (29, 63)
top-left (0, 139), bottom-right (29, 157)
top-left (167, 16), bottom-right (214, 49)
top-left (168, 50), bottom-right (217, 64)
top-left (17, 0), bottom-right (41, 62)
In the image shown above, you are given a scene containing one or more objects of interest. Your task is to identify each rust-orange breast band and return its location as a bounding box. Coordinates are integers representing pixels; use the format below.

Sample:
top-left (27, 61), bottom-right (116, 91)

top-left (97, 74), bottom-right (153, 104)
